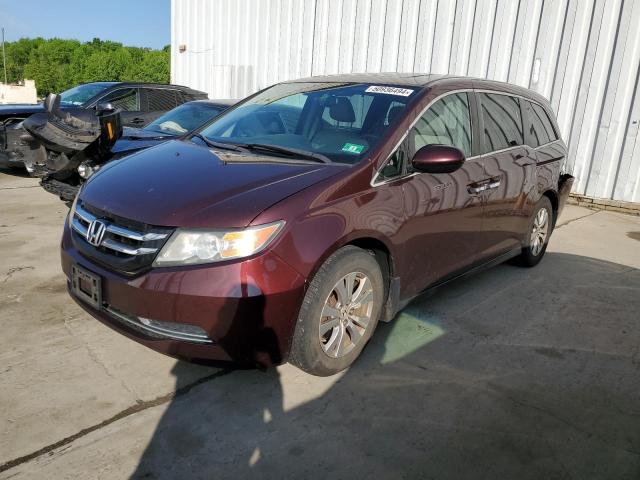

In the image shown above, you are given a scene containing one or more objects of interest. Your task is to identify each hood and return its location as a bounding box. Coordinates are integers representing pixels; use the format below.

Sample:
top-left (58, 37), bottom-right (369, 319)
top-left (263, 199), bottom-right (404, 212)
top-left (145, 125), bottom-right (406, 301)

top-left (80, 140), bottom-right (346, 228)
top-left (110, 127), bottom-right (175, 155)
top-left (0, 103), bottom-right (45, 116)
top-left (0, 102), bottom-right (81, 117)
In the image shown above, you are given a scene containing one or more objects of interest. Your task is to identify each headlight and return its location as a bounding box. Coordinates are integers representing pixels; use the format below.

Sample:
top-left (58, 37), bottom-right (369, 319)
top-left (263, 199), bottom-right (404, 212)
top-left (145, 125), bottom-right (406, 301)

top-left (78, 162), bottom-right (100, 179)
top-left (153, 221), bottom-right (285, 266)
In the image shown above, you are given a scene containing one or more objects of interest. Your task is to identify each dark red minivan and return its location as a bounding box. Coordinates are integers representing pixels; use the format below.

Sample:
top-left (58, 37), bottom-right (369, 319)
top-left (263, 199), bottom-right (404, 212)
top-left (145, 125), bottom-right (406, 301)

top-left (61, 74), bottom-right (574, 376)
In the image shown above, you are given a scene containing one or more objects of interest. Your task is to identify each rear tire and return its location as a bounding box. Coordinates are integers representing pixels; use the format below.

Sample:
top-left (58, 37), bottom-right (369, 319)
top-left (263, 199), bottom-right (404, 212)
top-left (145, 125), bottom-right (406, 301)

top-left (289, 246), bottom-right (384, 376)
top-left (515, 196), bottom-right (553, 267)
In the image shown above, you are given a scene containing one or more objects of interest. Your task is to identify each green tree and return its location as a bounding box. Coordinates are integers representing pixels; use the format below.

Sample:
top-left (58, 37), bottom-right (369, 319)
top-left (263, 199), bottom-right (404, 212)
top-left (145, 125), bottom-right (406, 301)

top-left (1, 37), bottom-right (171, 95)
top-left (122, 49), bottom-right (170, 83)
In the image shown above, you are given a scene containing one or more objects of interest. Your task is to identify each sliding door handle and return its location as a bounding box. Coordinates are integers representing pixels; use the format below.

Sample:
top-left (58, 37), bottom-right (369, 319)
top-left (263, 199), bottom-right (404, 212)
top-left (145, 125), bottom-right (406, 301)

top-left (467, 184), bottom-right (487, 194)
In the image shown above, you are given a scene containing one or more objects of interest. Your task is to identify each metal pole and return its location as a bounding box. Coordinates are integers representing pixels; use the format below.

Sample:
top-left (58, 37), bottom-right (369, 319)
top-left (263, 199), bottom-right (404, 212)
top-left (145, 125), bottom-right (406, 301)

top-left (2, 28), bottom-right (7, 84)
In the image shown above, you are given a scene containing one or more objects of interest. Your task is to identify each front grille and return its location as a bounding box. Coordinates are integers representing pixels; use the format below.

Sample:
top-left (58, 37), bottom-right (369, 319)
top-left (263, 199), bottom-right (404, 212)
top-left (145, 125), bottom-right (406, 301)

top-left (50, 118), bottom-right (98, 137)
top-left (71, 201), bottom-right (174, 275)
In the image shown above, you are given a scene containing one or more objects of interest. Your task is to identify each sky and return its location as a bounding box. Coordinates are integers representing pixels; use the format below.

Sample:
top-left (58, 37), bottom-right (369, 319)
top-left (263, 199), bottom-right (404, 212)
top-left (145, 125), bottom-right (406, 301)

top-left (0, 0), bottom-right (170, 49)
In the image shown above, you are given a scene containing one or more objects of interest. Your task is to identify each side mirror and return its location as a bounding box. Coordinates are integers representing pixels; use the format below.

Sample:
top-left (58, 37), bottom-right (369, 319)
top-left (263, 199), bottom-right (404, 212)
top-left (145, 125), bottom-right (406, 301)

top-left (44, 93), bottom-right (61, 115)
top-left (97, 102), bottom-right (116, 114)
top-left (411, 144), bottom-right (465, 174)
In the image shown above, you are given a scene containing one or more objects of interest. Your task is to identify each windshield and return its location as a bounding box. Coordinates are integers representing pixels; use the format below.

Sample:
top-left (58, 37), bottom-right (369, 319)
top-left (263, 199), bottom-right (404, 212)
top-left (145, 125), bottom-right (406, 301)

top-left (197, 82), bottom-right (419, 164)
top-left (144, 102), bottom-right (224, 135)
top-left (59, 83), bottom-right (112, 107)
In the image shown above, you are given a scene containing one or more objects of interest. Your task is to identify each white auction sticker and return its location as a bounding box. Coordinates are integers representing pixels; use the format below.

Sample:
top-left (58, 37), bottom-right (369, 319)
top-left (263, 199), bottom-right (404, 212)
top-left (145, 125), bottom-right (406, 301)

top-left (365, 85), bottom-right (415, 97)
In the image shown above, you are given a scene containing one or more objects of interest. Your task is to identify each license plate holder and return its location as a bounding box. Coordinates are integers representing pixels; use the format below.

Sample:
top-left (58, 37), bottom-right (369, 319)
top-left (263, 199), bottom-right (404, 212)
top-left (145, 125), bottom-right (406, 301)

top-left (71, 264), bottom-right (102, 309)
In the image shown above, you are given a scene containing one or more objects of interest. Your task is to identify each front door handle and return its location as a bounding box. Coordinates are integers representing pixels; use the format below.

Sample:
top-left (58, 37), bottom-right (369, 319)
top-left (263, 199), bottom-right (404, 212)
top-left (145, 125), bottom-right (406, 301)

top-left (468, 176), bottom-right (501, 194)
top-left (130, 117), bottom-right (145, 125)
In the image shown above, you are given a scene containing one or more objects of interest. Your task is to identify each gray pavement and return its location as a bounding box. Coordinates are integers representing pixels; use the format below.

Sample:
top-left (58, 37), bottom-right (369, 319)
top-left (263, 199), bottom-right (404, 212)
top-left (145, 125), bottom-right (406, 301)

top-left (0, 169), bottom-right (639, 479)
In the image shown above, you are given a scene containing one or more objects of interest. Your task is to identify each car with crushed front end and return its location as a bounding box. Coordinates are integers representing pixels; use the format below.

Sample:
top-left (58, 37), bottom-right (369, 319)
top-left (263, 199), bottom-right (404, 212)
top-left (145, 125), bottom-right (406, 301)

top-left (61, 73), bottom-right (574, 376)
top-left (0, 81), bottom-right (208, 170)
top-left (39, 99), bottom-right (236, 202)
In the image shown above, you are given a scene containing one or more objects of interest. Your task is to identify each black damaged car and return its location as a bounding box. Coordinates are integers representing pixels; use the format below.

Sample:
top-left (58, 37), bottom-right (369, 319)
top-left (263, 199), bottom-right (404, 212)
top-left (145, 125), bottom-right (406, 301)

top-left (0, 81), bottom-right (208, 171)
top-left (35, 99), bottom-right (235, 202)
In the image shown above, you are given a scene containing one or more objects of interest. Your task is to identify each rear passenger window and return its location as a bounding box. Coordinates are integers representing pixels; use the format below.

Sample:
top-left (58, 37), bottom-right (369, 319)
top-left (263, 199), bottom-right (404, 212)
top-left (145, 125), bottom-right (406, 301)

top-left (175, 91), bottom-right (188, 105)
top-left (410, 92), bottom-right (472, 156)
top-left (146, 89), bottom-right (178, 112)
top-left (527, 101), bottom-right (558, 147)
top-left (480, 93), bottom-right (523, 153)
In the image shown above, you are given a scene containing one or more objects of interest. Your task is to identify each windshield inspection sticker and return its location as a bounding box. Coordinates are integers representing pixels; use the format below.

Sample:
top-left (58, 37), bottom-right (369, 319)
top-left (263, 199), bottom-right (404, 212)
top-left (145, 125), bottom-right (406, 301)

top-left (365, 85), bottom-right (414, 97)
top-left (342, 143), bottom-right (365, 154)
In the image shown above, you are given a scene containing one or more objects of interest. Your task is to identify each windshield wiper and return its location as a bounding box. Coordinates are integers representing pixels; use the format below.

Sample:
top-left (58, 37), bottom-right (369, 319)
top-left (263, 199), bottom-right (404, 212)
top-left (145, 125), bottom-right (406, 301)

top-left (238, 143), bottom-right (332, 163)
top-left (191, 133), bottom-right (246, 152)
top-left (127, 133), bottom-right (171, 140)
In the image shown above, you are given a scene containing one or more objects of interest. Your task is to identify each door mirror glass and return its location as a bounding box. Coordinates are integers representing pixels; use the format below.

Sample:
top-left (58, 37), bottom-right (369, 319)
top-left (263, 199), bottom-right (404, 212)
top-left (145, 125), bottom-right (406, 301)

top-left (96, 102), bottom-right (116, 113)
top-left (411, 144), bottom-right (465, 174)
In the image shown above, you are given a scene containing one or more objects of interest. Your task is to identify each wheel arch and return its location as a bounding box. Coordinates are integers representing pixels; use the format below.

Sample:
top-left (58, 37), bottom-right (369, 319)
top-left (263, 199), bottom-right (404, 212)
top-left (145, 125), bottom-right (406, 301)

top-left (327, 233), bottom-right (400, 322)
top-left (542, 189), bottom-right (559, 226)
top-left (346, 237), bottom-right (394, 293)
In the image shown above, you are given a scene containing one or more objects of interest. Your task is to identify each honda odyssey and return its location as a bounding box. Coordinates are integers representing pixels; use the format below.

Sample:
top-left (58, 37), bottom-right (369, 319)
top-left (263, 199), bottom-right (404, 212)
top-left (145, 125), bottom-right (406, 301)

top-left (61, 74), bottom-right (574, 376)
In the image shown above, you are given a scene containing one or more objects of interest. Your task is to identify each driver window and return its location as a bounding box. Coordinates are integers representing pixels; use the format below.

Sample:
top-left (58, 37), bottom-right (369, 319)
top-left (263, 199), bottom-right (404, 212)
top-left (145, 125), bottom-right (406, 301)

top-left (410, 92), bottom-right (472, 156)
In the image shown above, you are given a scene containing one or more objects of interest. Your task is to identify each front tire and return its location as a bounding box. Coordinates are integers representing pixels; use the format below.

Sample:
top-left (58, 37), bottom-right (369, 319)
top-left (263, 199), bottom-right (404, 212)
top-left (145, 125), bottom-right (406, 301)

top-left (289, 246), bottom-right (384, 376)
top-left (516, 196), bottom-right (553, 267)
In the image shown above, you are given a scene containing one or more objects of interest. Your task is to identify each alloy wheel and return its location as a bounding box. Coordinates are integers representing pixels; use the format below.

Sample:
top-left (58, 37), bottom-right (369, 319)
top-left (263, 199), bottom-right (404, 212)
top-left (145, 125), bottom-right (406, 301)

top-left (319, 272), bottom-right (374, 358)
top-left (530, 207), bottom-right (549, 256)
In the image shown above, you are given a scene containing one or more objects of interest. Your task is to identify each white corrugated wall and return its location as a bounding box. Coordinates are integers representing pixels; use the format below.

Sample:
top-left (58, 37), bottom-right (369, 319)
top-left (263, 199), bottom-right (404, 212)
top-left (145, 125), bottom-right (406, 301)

top-left (171, 0), bottom-right (640, 203)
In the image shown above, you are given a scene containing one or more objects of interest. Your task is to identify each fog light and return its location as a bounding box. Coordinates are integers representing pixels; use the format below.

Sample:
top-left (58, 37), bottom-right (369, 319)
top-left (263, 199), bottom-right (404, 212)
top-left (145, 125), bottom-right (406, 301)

top-left (105, 306), bottom-right (213, 344)
top-left (138, 317), bottom-right (211, 342)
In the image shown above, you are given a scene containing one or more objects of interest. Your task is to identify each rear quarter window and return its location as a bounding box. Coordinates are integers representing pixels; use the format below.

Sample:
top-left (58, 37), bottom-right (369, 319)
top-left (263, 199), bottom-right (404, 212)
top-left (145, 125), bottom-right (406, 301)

top-left (528, 101), bottom-right (559, 147)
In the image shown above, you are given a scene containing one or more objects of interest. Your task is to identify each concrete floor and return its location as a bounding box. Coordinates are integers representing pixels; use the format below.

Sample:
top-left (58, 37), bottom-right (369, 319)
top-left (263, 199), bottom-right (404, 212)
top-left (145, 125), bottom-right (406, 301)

top-left (0, 168), bottom-right (639, 480)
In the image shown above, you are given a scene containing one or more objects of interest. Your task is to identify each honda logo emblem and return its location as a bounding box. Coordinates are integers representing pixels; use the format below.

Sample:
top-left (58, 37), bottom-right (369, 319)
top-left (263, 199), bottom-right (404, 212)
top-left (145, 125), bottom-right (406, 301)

top-left (86, 220), bottom-right (107, 247)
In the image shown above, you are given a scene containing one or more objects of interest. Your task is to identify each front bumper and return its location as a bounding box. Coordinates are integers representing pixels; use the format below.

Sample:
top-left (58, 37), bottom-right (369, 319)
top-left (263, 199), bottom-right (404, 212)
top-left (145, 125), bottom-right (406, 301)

top-left (61, 224), bottom-right (307, 366)
top-left (0, 150), bottom-right (24, 169)
top-left (41, 176), bottom-right (79, 202)
top-left (0, 123), bottom-right (44, 171)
